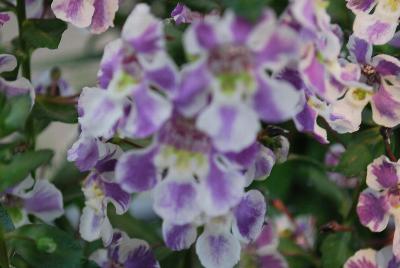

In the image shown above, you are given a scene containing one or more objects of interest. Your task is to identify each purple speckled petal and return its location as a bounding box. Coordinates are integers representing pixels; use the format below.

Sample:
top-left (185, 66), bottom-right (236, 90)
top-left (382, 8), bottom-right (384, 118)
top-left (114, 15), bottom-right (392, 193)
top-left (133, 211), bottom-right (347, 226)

top-left (347, 35), bottom-right (372, 64)
top-left (103, 181), bottom-right (131, 215)
top-left (122, 4), bottom-right (163, 54)
top-left (373, 55), bottom-right (400, 76)
top-left (0, 54), bottom-right (17, 73)
top-left (22, 180), bottom-right (64, 221)
top-left (344, 249), bottom-right (378, 268)
top-left (196, 228), bottom-right (241, 268)
top-left (197, 100), bottom-right (260, 153)
top-left (115, 146), bottom-right (158, 193)
top-left (67, 136), bottom-right (99, 171)
top-left (346, 0), bottom-right (377, 13)
top-left (224, 142), bottom-right (259, 169)
top-left (367, 155), bottom-right (400, 191)
top-left (253, 74), bottom-right (304, 123)
top-left (300, 47), bottom-right (328, 98)
top-left (371, 82), bottom-right (400, 128)
top-left (153, 178), bottom-right (200, 225)
top-left (121, 84), bottom-right (172, 138)
top-left (294, 101), bottom-right (328, 144)
top-left (98, 39), bottom-right (123, 89)
top-left (52, 0), bottom-right (95, 28)
top-left (162, 221), bottom-right (197, 251)
top-left (89, 0), bottom-right (118, 34)
top-left (353, 13), bottom-right (397, 45)
top-left (357, 189), bottom-right (390, 232)
top-left (232, 190), bottom-right (266, 243)
top-left (123, 239), bottom-right (160, 268)
top-left (199, 159), bottom-right (245, 216)
top-left (245, 144), bottom-right (276, 183)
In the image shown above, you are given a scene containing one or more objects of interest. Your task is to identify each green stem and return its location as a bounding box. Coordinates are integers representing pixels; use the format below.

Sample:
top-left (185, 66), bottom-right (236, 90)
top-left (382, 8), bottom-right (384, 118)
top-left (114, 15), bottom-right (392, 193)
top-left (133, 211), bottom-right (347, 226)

top-left (0, 225), bottom-right (9, 268)
top-left (16, 0), bottom-right (30, 80)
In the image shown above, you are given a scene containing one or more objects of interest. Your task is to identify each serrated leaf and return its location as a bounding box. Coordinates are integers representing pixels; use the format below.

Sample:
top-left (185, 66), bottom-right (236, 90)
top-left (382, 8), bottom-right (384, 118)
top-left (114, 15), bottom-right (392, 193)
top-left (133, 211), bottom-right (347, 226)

top-left (0, 149), bottom-right (53, 191)
top-left (8, 224), bottom-right (83, 268)
top-left (22, 19), bottom-right (67, 50)
top-left (320, 233), bottom-right (353, 268)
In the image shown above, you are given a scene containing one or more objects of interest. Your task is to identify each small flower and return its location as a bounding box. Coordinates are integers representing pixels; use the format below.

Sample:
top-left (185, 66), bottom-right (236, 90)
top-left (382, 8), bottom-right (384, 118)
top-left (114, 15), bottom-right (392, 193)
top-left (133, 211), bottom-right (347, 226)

top-left (51, 0), bottom-right (119, 34)
top-left (0, 13), bottom-right (10, 27)
top-left (344, 246), bottom-right (400, 268)
top-left (1, 177), bottom-right (64, 227)
top-left (90, 230), bottom-right (160, 268)
top-left (347, 0), bottom-right (400, 44)
top-left (171, 3), bottom-right (204, 24)
top-left (34, 68), bottom-right (75, 97)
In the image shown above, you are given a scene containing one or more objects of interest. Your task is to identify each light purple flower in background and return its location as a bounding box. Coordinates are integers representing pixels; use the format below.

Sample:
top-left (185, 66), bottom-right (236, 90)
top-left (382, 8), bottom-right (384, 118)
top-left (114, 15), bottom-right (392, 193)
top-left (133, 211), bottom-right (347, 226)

top-left (79, 172), bottom-right (131, 246)
top-left (51, 0), bottom-right (119, 34)
top-left (0, 54), bottom-right (35, 101)
top-left (33, 68), bottom-right (75, 96)
top-left (90, 230), bottom-right (160, 268)
top-left (2, 177), bottom-right (64, 227)
top-left (347, 0), bottom-right (400, 44)
top-left (344, 246), bottom-right (400, 268)
top-left (239, 223), bottom-right (288, 268)
top-left (180, 8), bottom-right (304, 152)
top-left (0, 13), bottom-right (10, 27)
top-left (357, 155), bottom-right (400, 257)
top-left (171, 3), bottom-right (204, 24)
top-left (324, 143), bottom-right (358, 188)
top-left (328, 35), bottom-right (400, 131)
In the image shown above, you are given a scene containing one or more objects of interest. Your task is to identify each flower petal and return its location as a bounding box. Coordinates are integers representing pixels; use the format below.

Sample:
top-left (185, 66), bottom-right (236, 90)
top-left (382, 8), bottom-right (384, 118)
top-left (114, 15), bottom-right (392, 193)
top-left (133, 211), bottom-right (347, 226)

top-left (52, 0), bottom-right (95, 28)
top-left (366, 155), bottom-right (400, 191)
top-left (347, 35), bottom-right (372, 64)
top-left (98, 39), bottom-right (123, 89)
top-left (103, 181), bottom-right (131, 215)
top-left (0, 54), bottom-right (17, 73)
top-left (90, 0), bottom-right (118, 34)
top-left (344, 249), bottom-right (378, 268)
top-left (371, 82), bottom-right (400, 128)
top-left (0, 13), bottom-right (10, 27)
top-left (376, 245), bottom-right (400, 267)
top-left (245, 144), bottom-right (276, 183)
top-left (353, 13), bottom-right (397, 45)
top-left (67, 135), bottom-right (99, 171)
top-left (232, 190), bottom-right (266, 243)
top-left (259, 253), bottom-right (288, 268)
top-left (115, 146), bottom-right (158, 193)
top-left (162, 221), bottom-right (197, 251)
top-left (346, 0), bottom-right (377, 13)
top-left (357, 189), bottom-right (390, 232)
top-left (294, 101), bottom-right (328, 144)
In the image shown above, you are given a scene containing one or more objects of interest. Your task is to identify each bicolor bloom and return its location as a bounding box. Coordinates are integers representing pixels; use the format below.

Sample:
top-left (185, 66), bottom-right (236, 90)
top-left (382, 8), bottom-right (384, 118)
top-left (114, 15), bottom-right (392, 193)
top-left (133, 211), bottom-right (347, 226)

top-left (51, 0), bottom-right (119, 33)
top-left (357, 155), bottom-right (400, 256)
top-left (324, 144), bottom-right (358, 188)
top-left (90, 230), bottom-right (159, 268)
top-left (34, 68), bottom-right (75, 97)
top-left (1, 177), bottom-right (64, 227)
top-left (179, 8), bottom-right (304, 152)
top-left (344, 246), bottom-right (400, 268)
top-left (328, 35), bottom-right (400, 131)
top-left (0, 13), bottom-right (10, 27)
top-left (239, 223), bottom-right (288, 268)
top-left (79, 171), bottom-right (131, 246)
top-left (161, 190), bottom-right (266, 268)
top-left (347, 0), bottom-right (400, 44)
top-left (171, 3), bottom-right (204, 24)
top-left (78, 4), bottom-right (176, 139)
top-left (0, 54), bottom-right (35, 101)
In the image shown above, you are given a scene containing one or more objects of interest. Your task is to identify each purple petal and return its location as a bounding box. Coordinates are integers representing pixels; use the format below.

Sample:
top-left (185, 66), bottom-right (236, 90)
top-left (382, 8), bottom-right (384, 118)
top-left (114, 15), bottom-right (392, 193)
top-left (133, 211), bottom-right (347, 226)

top-left (224, 142), bottom-right (260, 169)
top-left (389, 31), bottom-right (400, 48)
top-left (90, 0), bottom-right (118, 34)
top-left (0, 54), bottom-right (17, 73)
top-left (353, 13), bottom-right (397, 45)
top-left (51, 0), bottom-right (95, 28)
top-left (245, 144), bottom-right (276, 183)
top-left (259, 253), bottom-right (288, 268)
top-left (123, 239), bottom-right (160, 268)
top-left (357, 189), bottom-right (390, 232)
top-left (344, 249), bottom-right (378, 268)
top-left (98, 39), bottom-right (123, 89)
top-left (162, 221), bottom-right (197, 251)
top-left (254, 224), bottom-right (279, 251)
top-left (347, 35), bottom-right (372, 64)
top-left (79, 206), bottom-right (112, 244)
top-left (103, 181), bottom-right (131, 214)
top-left (371, 82), bottom-right (400, 128)
top-left (144, 55), bottom-right (179, 95)
top-left (0, 13), bottom-right (10, 27)
top-left (232, 190), bottom-right (266, 242)
top-left (325, 144), bottom-right (345, 167)
top-left (115, 146), bottom-right (158, 193)
top-left (153, 179), bottom-right (200, 224)
top-left (373, 55), bottom-right (400, 76)
top-left (366, 155), bottom-right (400, 191)
top-left (67, 136), bottom-right (99, 171)
top-left (346, 0), bottom-right (377, 13)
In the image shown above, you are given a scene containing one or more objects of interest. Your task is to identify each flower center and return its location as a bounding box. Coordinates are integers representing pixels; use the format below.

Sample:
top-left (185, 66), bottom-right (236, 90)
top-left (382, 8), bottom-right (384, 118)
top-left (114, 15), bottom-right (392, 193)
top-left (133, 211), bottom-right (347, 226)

top-left (208, 44), bottom-right (253, 75)
top-left (361, 64), bottom-right (380, 86)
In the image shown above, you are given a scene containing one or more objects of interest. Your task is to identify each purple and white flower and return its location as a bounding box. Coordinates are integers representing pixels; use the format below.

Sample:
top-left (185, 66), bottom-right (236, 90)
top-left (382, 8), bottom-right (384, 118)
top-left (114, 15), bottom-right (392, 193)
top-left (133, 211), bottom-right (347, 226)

top-left (171, 3), bottom-right (204, 25)
top-left (347, 0), bottom-right (400, 44)
top-left (51, 0), bottom-right (119, 33)
top-left (0, 12), bottom-right (10, 27)
top-left (34, 68), bottom-right (75, 97)
top-left (357, 155), bottom-right (400, 256)
top-left (1, 176), bottom-right (64, 227)
top-left (90, 230), bottom-right (160, 268)
top-left (344, 245), bottom-right (400, 268)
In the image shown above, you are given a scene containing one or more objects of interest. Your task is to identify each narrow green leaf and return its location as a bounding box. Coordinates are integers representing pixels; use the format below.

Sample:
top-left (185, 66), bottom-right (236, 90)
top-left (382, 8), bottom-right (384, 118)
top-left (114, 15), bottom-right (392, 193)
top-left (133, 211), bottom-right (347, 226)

top-left (22, 19), bottom-right (67, 50)
top-left (320, 233), bottom-right (353, 268)
top-left (0, 204), bottom-right (14, 233)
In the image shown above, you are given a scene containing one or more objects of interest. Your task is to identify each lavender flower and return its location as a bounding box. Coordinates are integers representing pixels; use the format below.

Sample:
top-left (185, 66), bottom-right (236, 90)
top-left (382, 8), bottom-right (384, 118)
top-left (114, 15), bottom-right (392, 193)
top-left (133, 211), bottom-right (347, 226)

top-left (344, 246), bottom-right (400, 268)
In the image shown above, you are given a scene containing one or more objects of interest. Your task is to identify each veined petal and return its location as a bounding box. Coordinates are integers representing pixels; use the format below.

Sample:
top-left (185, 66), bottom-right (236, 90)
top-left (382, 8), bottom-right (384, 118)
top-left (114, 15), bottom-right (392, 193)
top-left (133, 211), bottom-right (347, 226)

top-left (294, 101), bottom-right (328, 144)
top-left (367, 155), bottom-right (400, 191)
top-left (357, 189), bottom-right (390, 232)
top-left (121, 237), bottom-right (160, 268)
top-left (90, 0), bottom-right (118, 34)
top-left (344, 249), bottom-right (378, 268)
top-left (115, 146), bottom-right (158, 193)
top-left (245, 144), bottom-right (276, 183)
top-left (197, 100), bottom-right (260, 153)
top-left (346, 0), bottom-right (377, 13)
top-left (373, 54), bottom-right (400, 76)
top-left (371, 82), bottom-right (400, 128)
top-left (253, 74), bottom-right (304, 123)
top-left (199, 158), bottom-right (245, 216)
top-left (153, 178), bottom-right (200, 225)
top-left (122, 4), bottom-right (163, 54)
top-left (353, 13), bottom-right (397, 45)
top-left (52, 0), bottom-right (95, 28)
top-left (232, 190), bottom-right (266, 243)
top-left (196, 228), bottom-right (241, 268)
top-left (347, 35), bottom-right (372, 64)
top-left (0, 54), bottom-right (17, 73)
top-left (162, 221), bottom-right (197, 251)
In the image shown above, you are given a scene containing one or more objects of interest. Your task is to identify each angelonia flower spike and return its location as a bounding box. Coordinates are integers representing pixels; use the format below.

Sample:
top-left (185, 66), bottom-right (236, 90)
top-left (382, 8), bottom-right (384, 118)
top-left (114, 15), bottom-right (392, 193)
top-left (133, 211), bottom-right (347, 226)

top-left (4, 0), bottom-right (400, 267)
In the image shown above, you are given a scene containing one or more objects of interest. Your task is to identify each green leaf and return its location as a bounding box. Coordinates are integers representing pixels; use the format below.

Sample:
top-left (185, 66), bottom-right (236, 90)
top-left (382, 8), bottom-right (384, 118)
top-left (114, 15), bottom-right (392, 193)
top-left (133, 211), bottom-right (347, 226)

top-left (0, 224), bottom-right (9, 268)
top-left (0, 149), bottom-right (53, 191)
top-left (22, 19), bottom-right (67, 50)
top-left (320, 233), bottom-right (353, 268)
top-left (32, 99), bottom-right (78, 124)
top-left (335, 128), bottom-right (384, 177)
top-left (222, 0), bottom-right (268, 21)
top-left (8, 224), bottom-right (83, 268)
top-left (0, 94), bottom-right (31, 137)
top-left (0, 204), bottom-right (14, 233)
